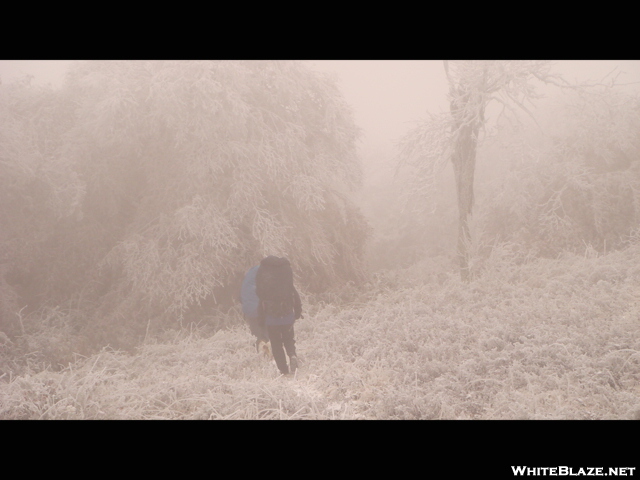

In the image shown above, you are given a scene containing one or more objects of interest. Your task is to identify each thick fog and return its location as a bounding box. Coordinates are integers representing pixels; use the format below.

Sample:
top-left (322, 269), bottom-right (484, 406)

top-left (3, 60), bottom-right (639, 156)
top-left (2, 60), bottom-right (640, 421)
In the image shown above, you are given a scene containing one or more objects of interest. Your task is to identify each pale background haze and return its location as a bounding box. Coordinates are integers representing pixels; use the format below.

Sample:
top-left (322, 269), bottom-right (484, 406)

top-left (2, 59), bottom-right (638, 163)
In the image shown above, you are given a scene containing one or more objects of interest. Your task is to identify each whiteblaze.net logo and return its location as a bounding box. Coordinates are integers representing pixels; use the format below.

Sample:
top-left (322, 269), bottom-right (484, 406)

top-left (511, 467), bottom-right (636, 477)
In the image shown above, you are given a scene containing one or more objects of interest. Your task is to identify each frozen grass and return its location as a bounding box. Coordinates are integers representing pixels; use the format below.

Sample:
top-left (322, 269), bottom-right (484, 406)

top-left (2, 245), bottom-right (640, 419)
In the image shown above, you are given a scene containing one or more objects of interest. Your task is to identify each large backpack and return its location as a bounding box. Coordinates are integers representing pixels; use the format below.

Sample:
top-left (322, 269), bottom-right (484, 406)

top-left (255, 256), bottom-right (295, 317)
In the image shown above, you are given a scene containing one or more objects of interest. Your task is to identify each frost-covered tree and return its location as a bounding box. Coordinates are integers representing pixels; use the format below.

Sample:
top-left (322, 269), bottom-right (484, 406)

top-left (480, 87), bottom-right (640, 256)
top-left (0, 77), bottom-right (83, 334)
top-left (61, 60), bottom-right (368, 318)
top-left (396, 60), bottom-right (558, 280)
top-left (0, 60), bottom-right (368, 344)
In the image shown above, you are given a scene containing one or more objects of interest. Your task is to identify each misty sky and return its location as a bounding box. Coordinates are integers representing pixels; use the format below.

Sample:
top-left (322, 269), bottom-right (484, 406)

top-left (2, 59), bottom-right (639, 161)
top-left (307, 60), bottom-right (640, 156)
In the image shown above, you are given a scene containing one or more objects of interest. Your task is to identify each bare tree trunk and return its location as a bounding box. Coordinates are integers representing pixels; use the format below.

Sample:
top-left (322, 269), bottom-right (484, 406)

top-left (451, 120), bottom-right (476, 281)
top-left (441, 60), bottom-right (556, 280)
top-left (450, 85), bottom-right (483, 281)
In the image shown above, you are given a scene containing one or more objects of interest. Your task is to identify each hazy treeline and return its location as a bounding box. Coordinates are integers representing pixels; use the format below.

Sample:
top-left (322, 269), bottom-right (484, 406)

top-left (373, 84), bottom-right (640, 270)
top-left (1, 60), bottom-right (639, 365)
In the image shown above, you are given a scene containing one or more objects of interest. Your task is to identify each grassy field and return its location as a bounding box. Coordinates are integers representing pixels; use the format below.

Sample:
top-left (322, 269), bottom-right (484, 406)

top-left (1, 245), bottom-right (639, 419)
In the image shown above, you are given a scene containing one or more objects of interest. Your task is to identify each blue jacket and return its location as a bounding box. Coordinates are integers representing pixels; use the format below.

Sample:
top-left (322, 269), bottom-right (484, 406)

top-left (240, 265), bottom-right (260, 319)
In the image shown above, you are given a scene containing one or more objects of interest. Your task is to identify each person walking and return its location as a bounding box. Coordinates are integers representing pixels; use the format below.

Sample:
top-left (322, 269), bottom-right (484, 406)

top-left (255, 255), bottom-right (302, 375)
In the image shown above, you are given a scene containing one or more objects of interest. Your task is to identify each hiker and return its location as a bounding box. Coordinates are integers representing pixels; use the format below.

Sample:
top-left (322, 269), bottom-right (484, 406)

top-left (255, 255), bottom-right (303, 375)
top-left (240, 264), bottom-right (270, 354)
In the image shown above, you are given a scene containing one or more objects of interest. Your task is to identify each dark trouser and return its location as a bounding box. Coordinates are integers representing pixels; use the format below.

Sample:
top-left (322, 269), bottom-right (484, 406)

top-left (246, 316), bottom-right (268, 342)
top-left (267, 324), bottom-right (296, 374)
